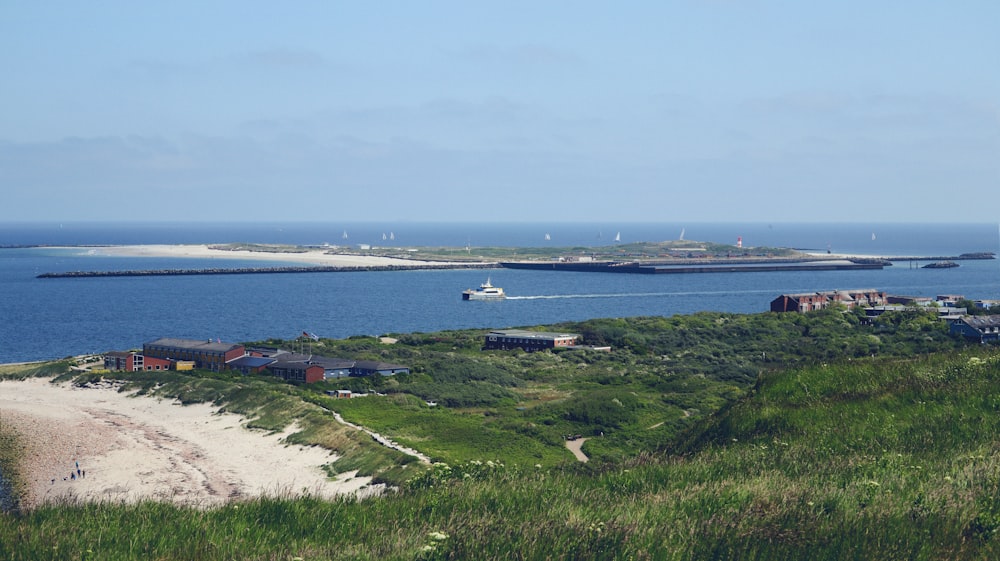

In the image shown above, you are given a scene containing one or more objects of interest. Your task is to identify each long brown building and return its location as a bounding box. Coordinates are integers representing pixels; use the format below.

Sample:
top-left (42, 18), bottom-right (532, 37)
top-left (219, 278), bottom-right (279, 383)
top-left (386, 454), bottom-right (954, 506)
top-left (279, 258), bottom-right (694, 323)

top-left (142, 337), bottom-right (246, 372)
top-left (483, 329), bottom-right (580, 352)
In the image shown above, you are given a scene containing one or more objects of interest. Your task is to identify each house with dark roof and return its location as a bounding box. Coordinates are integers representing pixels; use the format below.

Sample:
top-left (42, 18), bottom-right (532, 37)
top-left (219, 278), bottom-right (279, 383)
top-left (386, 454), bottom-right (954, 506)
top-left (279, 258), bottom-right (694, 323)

top-left (142, 337), bottom-right (246, 372)
top-left (484, 329), bottom-right (581, 352)
top-left (228, 355), bottom-right (276, 375)
top-left (950, 315), bottom-right (1000, 343)
top-left (265, 360), bottom-right (325, 384)
top-left (351, 360), bottom-right (410, 377)
top-left (244, 350), bottom-right (409, 381)
top-left (300, 355), bottom-right (358, 378)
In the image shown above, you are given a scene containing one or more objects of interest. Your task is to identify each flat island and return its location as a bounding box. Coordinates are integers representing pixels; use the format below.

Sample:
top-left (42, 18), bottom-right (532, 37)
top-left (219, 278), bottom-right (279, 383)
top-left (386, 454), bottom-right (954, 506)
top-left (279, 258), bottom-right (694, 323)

top-left (31, 241), bottom-right (995, 278)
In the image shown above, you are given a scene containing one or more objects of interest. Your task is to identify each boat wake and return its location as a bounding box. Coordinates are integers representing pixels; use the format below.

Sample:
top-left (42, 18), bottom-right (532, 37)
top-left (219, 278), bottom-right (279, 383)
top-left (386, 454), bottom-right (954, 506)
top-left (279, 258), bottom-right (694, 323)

top-left (506, 289), bottom-right (777, 300)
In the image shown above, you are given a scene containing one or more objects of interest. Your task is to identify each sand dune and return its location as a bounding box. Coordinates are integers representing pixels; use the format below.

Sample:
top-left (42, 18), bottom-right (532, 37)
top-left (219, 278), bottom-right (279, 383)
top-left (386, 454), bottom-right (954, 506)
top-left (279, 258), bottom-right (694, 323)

top-left (0, 377), bottom-right (379, 509)
top-left (90, 244), bottom-right (454, 267)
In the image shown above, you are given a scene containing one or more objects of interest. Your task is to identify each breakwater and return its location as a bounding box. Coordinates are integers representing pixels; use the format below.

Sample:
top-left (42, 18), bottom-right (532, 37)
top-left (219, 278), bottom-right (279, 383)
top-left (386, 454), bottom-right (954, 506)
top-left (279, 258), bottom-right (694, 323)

top-left (499, 260), bottom-right (886, 274)
top-left (37, 263), bottom-right (498, 279)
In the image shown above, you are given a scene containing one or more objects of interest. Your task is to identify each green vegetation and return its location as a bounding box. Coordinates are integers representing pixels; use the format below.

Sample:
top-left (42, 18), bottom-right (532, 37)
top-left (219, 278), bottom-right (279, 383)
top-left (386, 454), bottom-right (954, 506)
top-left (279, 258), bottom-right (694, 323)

top-left (3, 308), bottom-right (999, 559)
top-left (209, 243), bottom-right (309, 254)
top-left (320, 239), bottom-right (804, 263)
top-left (278, 307), bottom-right (961, 465)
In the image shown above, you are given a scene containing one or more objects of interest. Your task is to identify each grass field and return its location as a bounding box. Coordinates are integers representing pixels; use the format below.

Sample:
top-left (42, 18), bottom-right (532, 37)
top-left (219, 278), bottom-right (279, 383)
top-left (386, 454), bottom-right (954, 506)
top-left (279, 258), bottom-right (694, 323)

top-left (2, 310), bottom-right (998, 559)
top-left (3, 347), bottom-right (1000, 559)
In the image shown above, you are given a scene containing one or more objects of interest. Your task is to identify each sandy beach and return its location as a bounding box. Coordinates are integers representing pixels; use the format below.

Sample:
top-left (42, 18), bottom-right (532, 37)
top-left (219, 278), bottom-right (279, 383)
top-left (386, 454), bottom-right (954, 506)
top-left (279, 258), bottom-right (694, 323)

top-left (0, 377), bottom-right (379, 509)
top-left (89, 244), bottom-right (460, 267)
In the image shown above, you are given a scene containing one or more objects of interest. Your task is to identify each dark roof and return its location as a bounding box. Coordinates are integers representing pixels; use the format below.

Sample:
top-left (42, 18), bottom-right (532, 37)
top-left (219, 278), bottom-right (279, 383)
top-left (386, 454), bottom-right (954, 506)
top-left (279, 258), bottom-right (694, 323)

top-left (229, 356), bottom-right (275, 368)
top-left (306, 356), bottom-right (356, 370)
top-left (961, 315), bottom-right (1000, 329)
top-left (103, 351), bottom-right (134, 358)
top-left (145, 337), bottom-right (243, 353)
top-left (353, 360), bottom-right (409, 371)
top-left (245, 346), bottom-right (281, 356)
top-left (258, 352), bottom-right (355, 370)
top-left (269, 360), bottom-right (321, 372)
top-left (488, 329), bottom-right (580, 340)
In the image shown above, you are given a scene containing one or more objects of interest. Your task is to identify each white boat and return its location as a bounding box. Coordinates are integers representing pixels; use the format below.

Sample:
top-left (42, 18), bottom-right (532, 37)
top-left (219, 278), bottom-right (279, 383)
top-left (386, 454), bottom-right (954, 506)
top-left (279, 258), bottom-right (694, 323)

top-left (462, 278), bottom-right (506, 300)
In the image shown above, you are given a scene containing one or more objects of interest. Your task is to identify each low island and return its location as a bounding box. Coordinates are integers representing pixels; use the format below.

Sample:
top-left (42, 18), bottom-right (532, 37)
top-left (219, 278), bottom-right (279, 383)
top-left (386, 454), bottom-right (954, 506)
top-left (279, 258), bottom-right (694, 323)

top-left (32, 240), bottom-right (995, 278)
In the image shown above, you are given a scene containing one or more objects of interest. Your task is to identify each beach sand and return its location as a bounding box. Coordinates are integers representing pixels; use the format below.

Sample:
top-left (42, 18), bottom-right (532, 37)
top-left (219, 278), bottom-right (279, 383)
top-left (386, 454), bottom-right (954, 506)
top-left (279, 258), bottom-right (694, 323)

top-left (0, 377), bottom-right (379, 509)
top-left (90, 244), bottom-right (457, 267)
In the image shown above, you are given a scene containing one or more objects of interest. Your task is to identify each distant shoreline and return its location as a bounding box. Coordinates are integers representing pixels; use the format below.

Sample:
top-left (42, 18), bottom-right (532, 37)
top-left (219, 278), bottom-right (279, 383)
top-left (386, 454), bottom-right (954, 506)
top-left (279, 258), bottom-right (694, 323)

top-left (18, 244), bottom-right (492, 267)
top-left (20, 243), bottom-right (993, 279)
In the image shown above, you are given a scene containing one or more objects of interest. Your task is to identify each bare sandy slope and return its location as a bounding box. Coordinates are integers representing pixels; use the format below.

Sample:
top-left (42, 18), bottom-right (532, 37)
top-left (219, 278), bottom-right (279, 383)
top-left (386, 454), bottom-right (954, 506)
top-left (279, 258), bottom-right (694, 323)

top-left (0, 377), bottom-right (379, 509)
top-left (87, 244), bottom-right (455, 267)
top-left (564, 438), bottom-right (589, 463)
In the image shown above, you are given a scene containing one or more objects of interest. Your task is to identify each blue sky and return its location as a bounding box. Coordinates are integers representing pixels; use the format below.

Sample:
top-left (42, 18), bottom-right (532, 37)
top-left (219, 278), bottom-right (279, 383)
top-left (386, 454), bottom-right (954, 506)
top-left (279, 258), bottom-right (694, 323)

top-left (2, 1), bottom-right (998, 223)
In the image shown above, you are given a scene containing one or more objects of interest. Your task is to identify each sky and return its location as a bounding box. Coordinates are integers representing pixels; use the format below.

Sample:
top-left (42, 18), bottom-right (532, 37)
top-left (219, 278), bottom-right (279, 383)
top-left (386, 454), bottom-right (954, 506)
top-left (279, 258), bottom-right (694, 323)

top-left (2, 1), bottom-right (998, 224)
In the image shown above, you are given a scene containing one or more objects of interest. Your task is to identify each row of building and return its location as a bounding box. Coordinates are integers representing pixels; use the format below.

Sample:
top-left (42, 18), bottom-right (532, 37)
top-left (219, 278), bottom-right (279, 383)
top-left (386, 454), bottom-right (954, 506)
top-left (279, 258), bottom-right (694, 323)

top-left (103, 330), bottom-right (607, 384)
top-left (105, 337), bottom-right (410, 384)
top-left (769, 289), bottom-right (998, 314)
top-left (769, 288), bottom-right (1000, 343)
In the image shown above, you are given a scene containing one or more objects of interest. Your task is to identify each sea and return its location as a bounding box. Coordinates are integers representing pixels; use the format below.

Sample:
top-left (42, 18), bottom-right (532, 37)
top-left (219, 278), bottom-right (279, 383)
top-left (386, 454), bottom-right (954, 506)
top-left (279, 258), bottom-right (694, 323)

top-left (1, 221), bottom-right (998, 365)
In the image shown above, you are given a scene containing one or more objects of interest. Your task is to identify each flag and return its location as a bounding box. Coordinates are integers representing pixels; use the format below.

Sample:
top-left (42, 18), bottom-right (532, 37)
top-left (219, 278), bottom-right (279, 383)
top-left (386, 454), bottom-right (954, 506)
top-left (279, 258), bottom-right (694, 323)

top-left (303, 331), bottom-right (319, 341)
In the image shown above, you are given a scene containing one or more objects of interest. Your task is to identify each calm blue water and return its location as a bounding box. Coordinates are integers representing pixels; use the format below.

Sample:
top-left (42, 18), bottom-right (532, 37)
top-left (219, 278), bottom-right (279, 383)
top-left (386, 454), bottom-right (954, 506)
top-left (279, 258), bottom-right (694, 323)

top-left (1, 222), bottom-right (998, 364)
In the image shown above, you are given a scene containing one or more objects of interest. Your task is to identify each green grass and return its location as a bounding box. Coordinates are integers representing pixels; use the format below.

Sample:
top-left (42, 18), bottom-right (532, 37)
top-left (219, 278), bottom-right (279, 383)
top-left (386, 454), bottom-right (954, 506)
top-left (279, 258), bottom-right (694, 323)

top-left (5, 348), bottom-right (1000, 559)
top-left (2, 310), bottom-right (996, 558)
top-left (329, 393), bottom-right (568, 466)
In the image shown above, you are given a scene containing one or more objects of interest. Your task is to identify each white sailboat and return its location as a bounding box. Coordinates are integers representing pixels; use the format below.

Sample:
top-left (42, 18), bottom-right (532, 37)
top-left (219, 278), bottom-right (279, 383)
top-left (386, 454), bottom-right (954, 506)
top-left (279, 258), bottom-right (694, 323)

top-left (342, 230), bottom-right (348, 240)
top-left (390, 232), bottom-right (395, 241)
top-left (544, 233), bottom-right (551, 241)
top-left (382, 233), bottom-right (387, 241)
top-left (679, 228), bottom-right (685, 241)
top-left (614, 232), bottom-right (621, 243)
top-left (872, 232), bottom-right (876, 241)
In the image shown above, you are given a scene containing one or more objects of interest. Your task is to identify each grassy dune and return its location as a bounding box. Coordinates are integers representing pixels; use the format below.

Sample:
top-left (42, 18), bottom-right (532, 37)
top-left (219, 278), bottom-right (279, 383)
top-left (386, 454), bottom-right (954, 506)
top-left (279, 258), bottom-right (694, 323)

top-left (3, 346), bottom-right (1000, 559)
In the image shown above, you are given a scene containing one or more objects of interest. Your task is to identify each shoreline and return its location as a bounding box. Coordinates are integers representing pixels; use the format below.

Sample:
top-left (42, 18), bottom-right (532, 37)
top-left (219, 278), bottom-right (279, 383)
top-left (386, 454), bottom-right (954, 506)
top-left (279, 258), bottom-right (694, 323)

top-left (68, 244), bottom-right (475, 268)
top-left (0, 377), bottom-right (381, 509)
top-left (14, 243), bottom-right (992, 266)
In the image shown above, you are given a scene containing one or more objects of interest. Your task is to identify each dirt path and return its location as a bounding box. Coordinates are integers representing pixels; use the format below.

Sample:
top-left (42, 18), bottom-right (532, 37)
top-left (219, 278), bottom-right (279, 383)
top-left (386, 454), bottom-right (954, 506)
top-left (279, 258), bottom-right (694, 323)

top-left (329, 410), bottom-right (431, 464)
top-left (565, 438), bottom-right (589, 463)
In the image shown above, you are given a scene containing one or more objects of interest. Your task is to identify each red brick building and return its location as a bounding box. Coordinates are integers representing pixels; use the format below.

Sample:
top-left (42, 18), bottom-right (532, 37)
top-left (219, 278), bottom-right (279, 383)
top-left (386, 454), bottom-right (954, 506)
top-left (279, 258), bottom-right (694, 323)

top-left (266, 361), bottom-right (325, 384)
top-left (103, 351), bottom-right (173, 372)
top-left (142, 338), bottom-right (246, 372)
